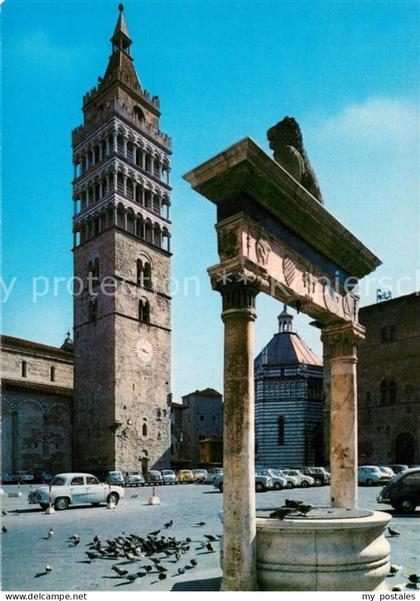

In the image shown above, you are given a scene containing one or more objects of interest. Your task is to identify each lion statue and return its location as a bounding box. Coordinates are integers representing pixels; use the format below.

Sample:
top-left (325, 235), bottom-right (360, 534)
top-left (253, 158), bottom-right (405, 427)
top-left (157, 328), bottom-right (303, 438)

top-left (267, 116), bottom-right (324, 204)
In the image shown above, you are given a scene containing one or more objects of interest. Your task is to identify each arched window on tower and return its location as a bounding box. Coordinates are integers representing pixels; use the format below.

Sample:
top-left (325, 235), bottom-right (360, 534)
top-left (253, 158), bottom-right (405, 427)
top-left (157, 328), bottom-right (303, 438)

top-left (139, 299), bottom-right (150, 323)
top-left (278, 416), bottom-right (285, 446)
top-left (21, 361), bottom-right (27, 378)
top-left (88, 258), bottom-right (100, 287)
top-left (136, 259), bottom-right (143, 286)
top-left (50, 366), bottom-right (56, 382)
top-left (133, 106), bottom-right (145, 122)
top-left (143, 263), bottom-right (152, 289)
top-left (142, 423), bottom-right (147, 437)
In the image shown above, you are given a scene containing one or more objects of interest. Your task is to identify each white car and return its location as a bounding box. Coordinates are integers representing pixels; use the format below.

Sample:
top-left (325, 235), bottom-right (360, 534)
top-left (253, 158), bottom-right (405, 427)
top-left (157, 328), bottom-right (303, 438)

top-left (358, 466), bottom-right (392, 486)
top-left (283, 469), bottom-right (315, 488)
top-left (28, 473), bottom-right (125, 510)
top-left (379, 466), bottom-right (395, 479)
top-left (274, 469), bottom-right (299, 488)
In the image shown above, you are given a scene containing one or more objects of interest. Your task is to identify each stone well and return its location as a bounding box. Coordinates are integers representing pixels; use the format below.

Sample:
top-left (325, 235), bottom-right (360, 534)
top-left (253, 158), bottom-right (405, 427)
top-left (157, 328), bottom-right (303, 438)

top-left (255, 508), bottom-right (391, 591)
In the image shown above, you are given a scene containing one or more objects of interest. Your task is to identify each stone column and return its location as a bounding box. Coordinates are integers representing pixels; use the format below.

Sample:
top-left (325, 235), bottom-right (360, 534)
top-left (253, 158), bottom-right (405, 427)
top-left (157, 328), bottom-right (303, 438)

top-left (218, 280), bottom-right (258, 591)
top-left (321, 322), bottom-right (365, 509)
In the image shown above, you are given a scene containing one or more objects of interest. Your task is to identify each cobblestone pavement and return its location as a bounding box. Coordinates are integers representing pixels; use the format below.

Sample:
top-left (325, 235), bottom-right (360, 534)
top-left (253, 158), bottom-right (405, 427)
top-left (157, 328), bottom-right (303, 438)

top-left (1, 483), bottom-right (418, 591)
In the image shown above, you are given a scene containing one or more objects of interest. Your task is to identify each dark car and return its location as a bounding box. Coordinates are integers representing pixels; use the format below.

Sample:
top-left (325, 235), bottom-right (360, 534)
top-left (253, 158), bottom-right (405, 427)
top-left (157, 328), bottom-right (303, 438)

top-left (377, 467), bottom-right (420, 513)
top-left (144, 470), bottom-right (163, 485)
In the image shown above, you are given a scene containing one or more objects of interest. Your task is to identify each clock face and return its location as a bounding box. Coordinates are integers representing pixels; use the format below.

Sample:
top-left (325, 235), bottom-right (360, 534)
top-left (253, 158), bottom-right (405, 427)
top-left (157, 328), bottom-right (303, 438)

top-left (135, 338), bottom-right (154, 364)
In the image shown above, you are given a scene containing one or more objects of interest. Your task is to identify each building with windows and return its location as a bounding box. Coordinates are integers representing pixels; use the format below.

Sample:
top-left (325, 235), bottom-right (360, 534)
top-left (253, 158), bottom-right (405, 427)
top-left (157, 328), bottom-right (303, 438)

top-left (1, 335), bottom-right (73, 474)
top-left (254, 306), bottom-right (324, 468)
top-left (357, 292), bottom-right (420, 465)
top-left (71, 6), bottom-right (172, 474)
top-left (171, 388), bottom-right (223, 467)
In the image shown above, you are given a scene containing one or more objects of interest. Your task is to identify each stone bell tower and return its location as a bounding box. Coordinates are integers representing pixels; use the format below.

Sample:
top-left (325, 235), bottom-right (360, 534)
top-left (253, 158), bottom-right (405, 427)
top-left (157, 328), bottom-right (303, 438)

top-left (71, 5), bottom-right (172, 474)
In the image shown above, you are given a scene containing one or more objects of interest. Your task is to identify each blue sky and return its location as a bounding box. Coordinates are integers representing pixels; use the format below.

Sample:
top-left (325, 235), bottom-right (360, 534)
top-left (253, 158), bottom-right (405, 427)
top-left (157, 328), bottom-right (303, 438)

top-left (2, 0), bottom-right (419, 401)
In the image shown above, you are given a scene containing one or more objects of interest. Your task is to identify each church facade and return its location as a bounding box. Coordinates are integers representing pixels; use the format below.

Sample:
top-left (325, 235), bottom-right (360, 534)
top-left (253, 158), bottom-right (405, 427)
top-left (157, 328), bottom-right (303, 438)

top-left (71, 6), bottom-right (172, 473)
top-left (254, 307), bottom-right (324, 468)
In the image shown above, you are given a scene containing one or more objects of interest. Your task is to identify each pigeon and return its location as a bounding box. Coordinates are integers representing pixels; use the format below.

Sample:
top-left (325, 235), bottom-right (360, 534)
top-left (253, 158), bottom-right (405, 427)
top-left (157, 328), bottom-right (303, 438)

top-left (392, 586), bottom-right (404, 592)
top-left (126, 573), bottom-right (138, 582)
top-left (45, 565), bottom-right (53, 574)
top-left (144, 565), bottom-right (153, 573)
top-left (86, 551), bottom-right (98, 563)
top-left (93, 535), bottom-right (100, 543)
top-left (48, 528), bottom-right (54, 539)
top-left (112, 566), bottom-right (128, 577)
top-left (408, 575), bottom-right (420, 584)
top-left (296, 503), bottom-right (313, 515)
top-left (387, 527), bottom-right (400, 537)
top-left (158, 573), bottom-right (167, 581)
top-left (2, 526), bottom-right (7, 533)
top-left (269, 507), bottom-right (296, 520)
top-left (164, 520), bottom-right (173, 529)
top-left (185, 537), bottom-right (191, 543)
top-left (406, 583), bottom-right (419, 590)
top-left (204, 534), bottom-right (217, 542)
top-left (2, 510), bottom-right (7, 516)
top-left (149, 529), bottom-right (161, 537)
top-left (190, 559), bottom-right (198, 567)
top-left (206, 542), bottom-right (215, 553)
top-left (177, 568), bottom-right (185, 575)
top-left (195, 521), bottom-right (206, 527)
top-left (388, 565), bottom-right (401, 577)
top-left (136, 571), bottom-right (147, 578)
top-left (131, 495), bottom-right (138, 499)
top-left (285, 499), bottom-right (301, 508)
top-left (157, 564), bottom-right (168, 573)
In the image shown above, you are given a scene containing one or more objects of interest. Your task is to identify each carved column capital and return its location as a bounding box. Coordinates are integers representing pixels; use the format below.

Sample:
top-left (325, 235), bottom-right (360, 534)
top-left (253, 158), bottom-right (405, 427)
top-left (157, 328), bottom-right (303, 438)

top-left (321, 321), bottom-right (365, 361)
top-left (216, 280), bottom-right (259, 319)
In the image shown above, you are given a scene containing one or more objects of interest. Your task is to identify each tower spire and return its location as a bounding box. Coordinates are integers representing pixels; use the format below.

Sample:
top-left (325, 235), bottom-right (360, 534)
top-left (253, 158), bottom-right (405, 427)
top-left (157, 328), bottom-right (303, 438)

top-left (111, 3), bottom-right (132, 54)
top-left (278, 304), bottom-right (294, 333)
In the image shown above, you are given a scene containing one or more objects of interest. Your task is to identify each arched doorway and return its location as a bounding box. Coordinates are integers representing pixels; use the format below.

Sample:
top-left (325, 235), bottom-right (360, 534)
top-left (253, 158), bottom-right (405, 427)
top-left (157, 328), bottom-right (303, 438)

top-left (394, 432), bottom-right (415, 464)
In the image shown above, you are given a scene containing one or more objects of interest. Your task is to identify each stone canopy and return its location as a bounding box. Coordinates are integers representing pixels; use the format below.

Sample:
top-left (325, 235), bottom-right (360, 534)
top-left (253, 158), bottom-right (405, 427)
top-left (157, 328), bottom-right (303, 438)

top-left (184, 137), bottom-right (381, 326)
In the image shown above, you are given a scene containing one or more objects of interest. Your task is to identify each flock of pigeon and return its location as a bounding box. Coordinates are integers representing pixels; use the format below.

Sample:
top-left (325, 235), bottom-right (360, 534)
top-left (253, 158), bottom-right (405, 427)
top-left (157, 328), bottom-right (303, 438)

top-left (2, 505), bottom-right (418, 590)
top-left (38, 520), bottom-right (221, 586)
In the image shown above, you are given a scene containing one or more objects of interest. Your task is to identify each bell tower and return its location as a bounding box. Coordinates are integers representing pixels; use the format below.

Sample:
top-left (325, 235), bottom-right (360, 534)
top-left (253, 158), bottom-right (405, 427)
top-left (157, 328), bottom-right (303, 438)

top-left (71, 5), bottom-right (172, 473)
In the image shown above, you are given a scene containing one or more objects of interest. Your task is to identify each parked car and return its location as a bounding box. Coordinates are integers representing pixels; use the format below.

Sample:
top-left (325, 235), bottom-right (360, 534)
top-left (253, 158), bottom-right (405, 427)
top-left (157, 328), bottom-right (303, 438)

top-left (1, 472), bottom-right (14, 483)
top-left (273, 469), bottom-right (299, 489)
top-left (214, 473), bottom-right (273, 493)
top-left (288, 466), bottom-right (330, 486)
top-left (192, 469), bottom-right (208, 483)
top-left (124, 471), bottom-right (145, 487)
top-left (33, 469), bottom-right (54, 484)
top-left (283, 469), bottom-right (314, 488)
top-left (144, 470), bottom-right (164, 485)
top-left (28, 473), bottom-right (124, 510)
top-left (178, 469), bottom-right (195, 483)
top-left (377, 467), bottom-right (420, 513)
top-left (379, 466), bottom-right (395, 479)
top-left (257, 469), bottom-right (287, 490)
top-left (105, 470), bottom-right (125, 487)
top-left (13, 470), bottom-right (34, 483)
top-left (304, 467), bottom-right (330, 486)
top-left (205, 468), bottom-right (223, 484)
top-left (161, 470), bottom-right (179, 485)
top-left (385, 464), bottom-right (409, 474)
top-left (358, 466), bottom-right (392, 486)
